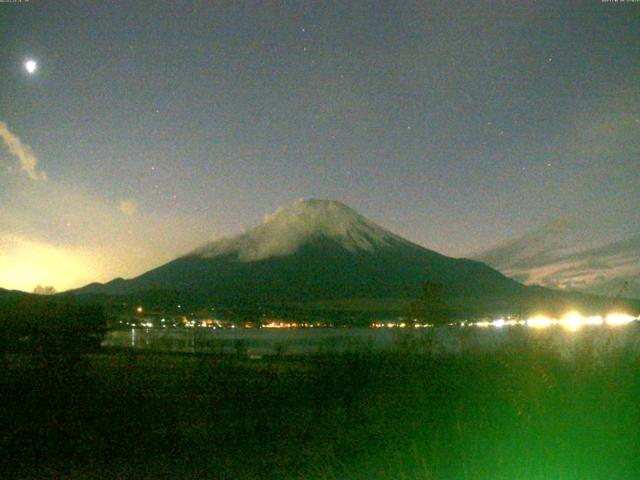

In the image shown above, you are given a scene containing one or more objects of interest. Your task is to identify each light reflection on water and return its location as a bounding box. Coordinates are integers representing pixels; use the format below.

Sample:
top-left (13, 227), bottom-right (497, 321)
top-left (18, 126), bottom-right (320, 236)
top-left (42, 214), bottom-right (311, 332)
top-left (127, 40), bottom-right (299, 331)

top-left (103, 322), bottom-right (640, 360)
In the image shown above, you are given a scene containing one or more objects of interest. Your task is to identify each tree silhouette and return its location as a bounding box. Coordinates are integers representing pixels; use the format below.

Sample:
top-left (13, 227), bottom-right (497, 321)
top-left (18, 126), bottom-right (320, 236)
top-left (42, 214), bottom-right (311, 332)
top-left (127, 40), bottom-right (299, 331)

top-left (33, 285), bottom-right (57, 295)
top-left (410, 281), bottom-right (451, 326)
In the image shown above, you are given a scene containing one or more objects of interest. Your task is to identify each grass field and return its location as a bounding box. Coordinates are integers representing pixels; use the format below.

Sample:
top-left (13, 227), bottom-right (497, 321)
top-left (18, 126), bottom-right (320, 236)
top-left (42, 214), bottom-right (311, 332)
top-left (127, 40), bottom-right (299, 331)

top-left (2, 333), bottom-right (640, 479)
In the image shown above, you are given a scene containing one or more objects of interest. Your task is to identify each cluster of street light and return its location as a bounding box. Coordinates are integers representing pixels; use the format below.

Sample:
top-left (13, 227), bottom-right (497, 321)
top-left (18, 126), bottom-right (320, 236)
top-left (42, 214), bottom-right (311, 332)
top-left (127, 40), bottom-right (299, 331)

top-left (370, 312), bottom-right (638, 331)
top-left (130, 305), bottom-right (637, 332)
top-left (468, 312), bottom-right (637, 331)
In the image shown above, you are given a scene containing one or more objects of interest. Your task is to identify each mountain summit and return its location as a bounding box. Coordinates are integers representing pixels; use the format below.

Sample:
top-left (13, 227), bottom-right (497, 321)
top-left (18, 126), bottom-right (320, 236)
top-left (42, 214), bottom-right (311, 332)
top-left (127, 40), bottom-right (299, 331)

top-left (73, 199), bottom-right (528, 314)
top-left (192, 199), bottom-right (408, 261)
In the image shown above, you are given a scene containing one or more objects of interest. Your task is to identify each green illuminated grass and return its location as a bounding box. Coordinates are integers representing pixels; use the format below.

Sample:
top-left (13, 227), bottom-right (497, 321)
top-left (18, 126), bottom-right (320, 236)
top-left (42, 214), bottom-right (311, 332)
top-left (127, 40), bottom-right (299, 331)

top-left (1, 336), bottom-right (639, 479)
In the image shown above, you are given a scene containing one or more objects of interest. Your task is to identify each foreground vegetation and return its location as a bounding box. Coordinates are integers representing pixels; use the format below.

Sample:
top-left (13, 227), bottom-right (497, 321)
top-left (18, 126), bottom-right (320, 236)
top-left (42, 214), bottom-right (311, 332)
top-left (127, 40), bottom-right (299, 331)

top-left (2, 331), bottom-right (640, 479)
top-left (0, 298), bottom-right (106, 355)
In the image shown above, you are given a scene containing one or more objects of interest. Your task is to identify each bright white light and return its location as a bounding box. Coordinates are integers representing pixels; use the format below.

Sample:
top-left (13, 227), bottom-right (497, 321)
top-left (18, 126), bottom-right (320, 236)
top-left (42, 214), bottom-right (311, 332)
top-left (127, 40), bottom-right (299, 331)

top-left (560, 311), bottom-right (584, 331)
top-left (492, 318), bottom-right (506, 328)
top-left (527, 315), bottom-right (554, 329)
top-left (25, 59), bottom-right (37, 74)
top-left (605, 313), bottom-right (636, 327)
top-left (582, 315), bottom-right (604, 326)
top-left (455, 312), bottom-right (635, 331)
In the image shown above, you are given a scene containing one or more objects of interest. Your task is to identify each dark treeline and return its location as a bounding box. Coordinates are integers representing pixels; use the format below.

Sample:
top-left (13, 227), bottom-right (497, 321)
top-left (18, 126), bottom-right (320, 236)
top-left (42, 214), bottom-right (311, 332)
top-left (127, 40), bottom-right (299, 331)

top-left (0, 298), bottom-right (106, 354)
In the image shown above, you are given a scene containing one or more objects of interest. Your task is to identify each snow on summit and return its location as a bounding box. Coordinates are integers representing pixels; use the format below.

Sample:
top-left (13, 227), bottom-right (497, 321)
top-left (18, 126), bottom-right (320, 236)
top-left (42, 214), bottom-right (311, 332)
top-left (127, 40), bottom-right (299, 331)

top-left (193, 199), bottom-right (403, 261)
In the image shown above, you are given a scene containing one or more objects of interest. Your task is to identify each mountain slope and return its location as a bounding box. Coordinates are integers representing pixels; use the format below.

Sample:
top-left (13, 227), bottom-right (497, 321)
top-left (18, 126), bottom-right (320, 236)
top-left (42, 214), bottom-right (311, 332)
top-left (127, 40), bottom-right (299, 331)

top-left (73, 200), bottom-right (524, 306)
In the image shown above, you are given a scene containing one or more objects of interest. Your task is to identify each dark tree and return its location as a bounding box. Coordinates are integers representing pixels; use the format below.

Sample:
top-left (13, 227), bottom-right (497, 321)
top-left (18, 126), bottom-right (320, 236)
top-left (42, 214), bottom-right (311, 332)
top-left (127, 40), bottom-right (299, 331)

top-left (410, 281), bottom-right (451, 326)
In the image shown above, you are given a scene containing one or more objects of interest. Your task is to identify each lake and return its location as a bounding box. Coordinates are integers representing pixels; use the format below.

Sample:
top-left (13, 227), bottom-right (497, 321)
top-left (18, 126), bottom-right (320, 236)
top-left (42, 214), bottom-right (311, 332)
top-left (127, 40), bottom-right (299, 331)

top-left (103, 322), bottom-right (640, 360)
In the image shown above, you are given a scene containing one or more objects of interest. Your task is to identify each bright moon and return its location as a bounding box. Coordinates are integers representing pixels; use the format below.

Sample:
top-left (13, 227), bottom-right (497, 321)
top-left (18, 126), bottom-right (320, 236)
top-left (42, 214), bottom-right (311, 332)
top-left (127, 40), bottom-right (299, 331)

top-left (25, 59), bottom-right (37, 74)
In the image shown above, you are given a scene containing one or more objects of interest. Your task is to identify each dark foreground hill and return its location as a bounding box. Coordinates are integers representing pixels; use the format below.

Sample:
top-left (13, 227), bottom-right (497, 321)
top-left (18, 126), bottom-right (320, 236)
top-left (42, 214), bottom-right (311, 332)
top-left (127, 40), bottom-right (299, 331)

top-left (0, 288), bottom-right (32, 301)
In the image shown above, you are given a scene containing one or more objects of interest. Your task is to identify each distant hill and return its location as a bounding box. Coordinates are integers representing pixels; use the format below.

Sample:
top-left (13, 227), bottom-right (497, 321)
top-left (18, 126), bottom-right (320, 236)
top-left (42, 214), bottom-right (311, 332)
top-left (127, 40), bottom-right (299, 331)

top-left (70, 200), bottom-right (639, 318)
top-left (0, 288), bottom-right (32, 301)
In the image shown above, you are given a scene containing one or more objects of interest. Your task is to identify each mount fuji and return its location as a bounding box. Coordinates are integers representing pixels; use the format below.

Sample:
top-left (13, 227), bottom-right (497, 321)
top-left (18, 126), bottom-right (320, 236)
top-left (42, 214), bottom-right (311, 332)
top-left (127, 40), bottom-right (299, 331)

top-left (74, 199), bottom-right (519, 294)
top-left (72, 199), bottom-right (630, 317)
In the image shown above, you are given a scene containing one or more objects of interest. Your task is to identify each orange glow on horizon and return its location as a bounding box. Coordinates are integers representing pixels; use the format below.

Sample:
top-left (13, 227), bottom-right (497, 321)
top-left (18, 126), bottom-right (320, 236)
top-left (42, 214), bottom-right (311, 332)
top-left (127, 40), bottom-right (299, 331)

top-left (0, 234), bottom-right (107, 292)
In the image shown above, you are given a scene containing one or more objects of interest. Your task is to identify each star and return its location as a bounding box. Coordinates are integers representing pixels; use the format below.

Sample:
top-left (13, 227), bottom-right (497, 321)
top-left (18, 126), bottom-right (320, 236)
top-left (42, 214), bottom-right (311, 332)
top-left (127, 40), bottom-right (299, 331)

top-left (24, 59), bottom-right (37, 74)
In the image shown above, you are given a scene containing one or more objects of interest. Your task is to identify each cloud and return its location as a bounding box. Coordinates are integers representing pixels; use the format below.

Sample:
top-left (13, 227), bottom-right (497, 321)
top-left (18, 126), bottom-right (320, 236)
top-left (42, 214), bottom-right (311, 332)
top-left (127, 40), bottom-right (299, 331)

top-left (195, 199), bottom-right (392, 262)
top-left (474, 223), bottom-right (640, 298)
top-left (0, 122), bottom-right (47, 181)
top-left (120, 199), bottom-right (138, 217)
top-left (473, 219), bottom-right (573, 271)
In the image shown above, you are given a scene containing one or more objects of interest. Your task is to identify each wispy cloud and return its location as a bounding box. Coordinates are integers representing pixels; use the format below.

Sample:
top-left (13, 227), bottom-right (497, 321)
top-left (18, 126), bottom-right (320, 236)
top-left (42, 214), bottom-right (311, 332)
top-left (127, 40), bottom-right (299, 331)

top-left (0, 122), bottom-right (47, 181)
top-left (474, 223), bottom-right (640, 298)
top-left (472, 219), bottom-right (574, 272)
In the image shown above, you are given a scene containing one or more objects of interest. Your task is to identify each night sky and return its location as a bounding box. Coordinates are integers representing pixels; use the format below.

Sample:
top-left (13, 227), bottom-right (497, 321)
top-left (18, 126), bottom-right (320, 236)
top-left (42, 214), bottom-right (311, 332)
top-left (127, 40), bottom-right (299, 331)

top-left (1, 1), bottom-right (639, 292)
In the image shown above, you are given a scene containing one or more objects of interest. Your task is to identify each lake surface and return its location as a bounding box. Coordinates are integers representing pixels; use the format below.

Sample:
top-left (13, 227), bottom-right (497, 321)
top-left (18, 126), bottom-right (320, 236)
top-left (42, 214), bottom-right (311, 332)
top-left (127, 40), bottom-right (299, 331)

top-left (104, 323), bottom-right (640, 359)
